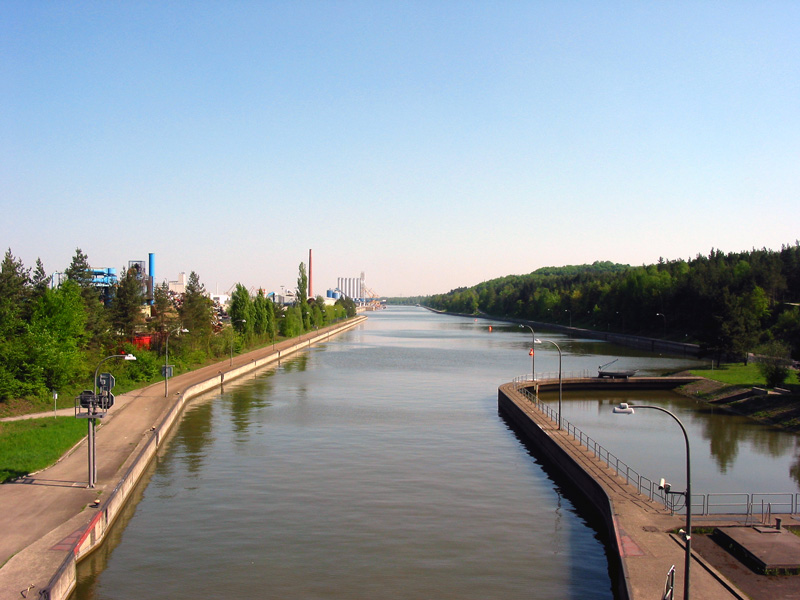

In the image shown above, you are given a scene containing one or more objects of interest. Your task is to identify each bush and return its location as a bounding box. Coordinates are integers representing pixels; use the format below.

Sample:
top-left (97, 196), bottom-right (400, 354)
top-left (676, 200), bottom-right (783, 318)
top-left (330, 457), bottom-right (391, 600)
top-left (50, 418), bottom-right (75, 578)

top-left (754, 341), bottom-right (792, 388)
top-left (125, 348), bottom-right (162, 382)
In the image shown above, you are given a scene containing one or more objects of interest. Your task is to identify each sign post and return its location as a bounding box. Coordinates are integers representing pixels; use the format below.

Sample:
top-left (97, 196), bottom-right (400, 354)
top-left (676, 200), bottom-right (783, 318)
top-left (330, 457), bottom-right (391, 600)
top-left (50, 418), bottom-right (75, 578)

top-left (76, 354), bottom-right (135, 487)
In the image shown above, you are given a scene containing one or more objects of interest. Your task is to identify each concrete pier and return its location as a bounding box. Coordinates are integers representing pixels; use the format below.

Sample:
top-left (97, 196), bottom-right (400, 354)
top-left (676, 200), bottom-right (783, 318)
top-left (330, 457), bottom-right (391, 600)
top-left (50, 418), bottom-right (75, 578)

top-left (499, 380), bottom-right (751, 600)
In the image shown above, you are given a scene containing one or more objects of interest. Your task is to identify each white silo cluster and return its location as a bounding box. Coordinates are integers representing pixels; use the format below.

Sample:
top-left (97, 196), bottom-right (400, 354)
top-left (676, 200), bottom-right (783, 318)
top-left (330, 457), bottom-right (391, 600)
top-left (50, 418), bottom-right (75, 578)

top-left (337, 275), bottom-right (364, 300)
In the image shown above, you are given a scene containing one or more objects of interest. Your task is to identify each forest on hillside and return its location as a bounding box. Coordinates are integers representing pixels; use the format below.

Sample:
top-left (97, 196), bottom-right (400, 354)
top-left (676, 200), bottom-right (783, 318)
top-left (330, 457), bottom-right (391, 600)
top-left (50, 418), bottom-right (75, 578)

top-left (425, 244), bottom-right (800, 361)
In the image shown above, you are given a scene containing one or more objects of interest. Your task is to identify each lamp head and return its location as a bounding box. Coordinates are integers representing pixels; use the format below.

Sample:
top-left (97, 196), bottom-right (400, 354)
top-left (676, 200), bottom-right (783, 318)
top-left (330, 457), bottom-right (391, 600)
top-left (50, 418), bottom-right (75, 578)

top-left (613, 402), bottom-right (635, 414)
top-left (124, 354), bottom-right (137, 361)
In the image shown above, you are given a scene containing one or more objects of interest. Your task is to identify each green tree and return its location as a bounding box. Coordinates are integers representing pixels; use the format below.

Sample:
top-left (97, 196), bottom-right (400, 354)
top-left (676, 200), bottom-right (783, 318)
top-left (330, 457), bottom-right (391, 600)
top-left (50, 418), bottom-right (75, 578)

top-left (296, 262), bottom-right (310, 331)
top-left (716, 287), bottom-right (768, 364)
top-left (179, 271), bottom-right (213, 339)
top-left (27, 280), bottom-right (87, 392)
top-left (229, 283), bottom-right (254, 336)
top-left (280, 305), bottom-right (303, 337)
top-left (111, 267), bottom-right (145, 340)
top-left (252, 289), bottom-right (269, 336)
top-left (335, 296), bottom-right (356, 318)
top-left (150, 282), bottom-right (178, 351)
top-left (253, 289), bottom-right (276, 340)
top-left (309, 300), bottom-right (323, 328)
top-left (0, 249), bottom-right (30, 336)
top-left (297, 262), bottom-right (308, 306)
top-left (31, 258), bottom-right (49, 303)
top-left (772, 306), bottom-right (800, 360)
top-left (64, 247), bottom-right (109, 347)
top-left (64, 247), bottom-right (92, 289)
top-left (267, 296), bottom-right (277, 341)
top-left (0, 250), bottom-right (31, 400)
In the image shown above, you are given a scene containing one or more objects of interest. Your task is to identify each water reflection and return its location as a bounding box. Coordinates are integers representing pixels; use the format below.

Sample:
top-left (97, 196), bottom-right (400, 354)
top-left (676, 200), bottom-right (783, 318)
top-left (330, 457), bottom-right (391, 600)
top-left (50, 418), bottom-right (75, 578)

top-left (170, 399), bottom-right (214, 476)
top-left (280, 353), bottom-right (309, 373)
top-left (790, 453), bottom-right (800, 487)
top-left (223, 371), bottom-right (275, 441)
top-left (691, 406), bottom-right (795, 473)
top-left (542, 390), bottom-right (800, 493)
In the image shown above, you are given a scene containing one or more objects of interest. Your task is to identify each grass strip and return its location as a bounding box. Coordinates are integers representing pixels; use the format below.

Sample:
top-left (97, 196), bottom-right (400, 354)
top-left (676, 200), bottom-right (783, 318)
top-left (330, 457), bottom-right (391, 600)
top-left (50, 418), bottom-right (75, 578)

top-left (0, 417), bottom-right (87, 483)
top-left (690, 363), bottom-right (799, 388)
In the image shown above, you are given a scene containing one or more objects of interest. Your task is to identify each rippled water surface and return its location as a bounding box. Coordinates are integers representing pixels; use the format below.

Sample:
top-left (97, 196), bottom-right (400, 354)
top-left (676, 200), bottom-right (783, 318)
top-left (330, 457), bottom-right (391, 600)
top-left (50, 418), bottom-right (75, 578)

top-left (76, 307), bottom-right (779, 599)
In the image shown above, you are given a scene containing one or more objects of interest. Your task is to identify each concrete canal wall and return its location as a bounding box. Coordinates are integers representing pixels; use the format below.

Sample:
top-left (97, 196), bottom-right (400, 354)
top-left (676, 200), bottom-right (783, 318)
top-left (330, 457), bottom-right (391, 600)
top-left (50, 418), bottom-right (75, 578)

top-left (498, 381), bottom-right (631, 600)
top-left (42, 316), bottom-right (367, 600)
top-left (498, 376), bottom-right (750, 600)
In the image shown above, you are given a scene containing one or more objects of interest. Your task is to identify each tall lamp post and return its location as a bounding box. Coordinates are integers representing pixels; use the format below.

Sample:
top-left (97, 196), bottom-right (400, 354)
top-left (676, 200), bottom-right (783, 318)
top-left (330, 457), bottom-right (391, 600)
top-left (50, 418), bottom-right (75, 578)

top-left (519, 324), bottom-right (536, 381)
top-left (656, 312), bottom-right (667, 339)
top-left (614, 402), bottom-right (692, 600)
top-left (535, 338), bottom-right (562, 430)
top-left (271, 308), bottom-right (278, 350)
top-left (87, 353), bottom-right (136, 488)
top-left (164, 326), bottom-right (188, 397)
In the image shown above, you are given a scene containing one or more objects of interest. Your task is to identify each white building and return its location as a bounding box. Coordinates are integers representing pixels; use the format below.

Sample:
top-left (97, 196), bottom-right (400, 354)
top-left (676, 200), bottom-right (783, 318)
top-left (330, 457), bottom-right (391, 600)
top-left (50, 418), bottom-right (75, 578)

top-left (168, 272), bottom-right (187, 294)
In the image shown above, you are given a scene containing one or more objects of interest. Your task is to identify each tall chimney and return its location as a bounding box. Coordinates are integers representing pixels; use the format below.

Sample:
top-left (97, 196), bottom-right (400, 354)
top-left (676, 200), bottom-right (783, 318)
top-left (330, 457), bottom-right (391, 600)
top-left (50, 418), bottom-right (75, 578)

top-left (148, 253), bottom-right (155, 305)
top-left (308, 249), bottom-right (313, 299)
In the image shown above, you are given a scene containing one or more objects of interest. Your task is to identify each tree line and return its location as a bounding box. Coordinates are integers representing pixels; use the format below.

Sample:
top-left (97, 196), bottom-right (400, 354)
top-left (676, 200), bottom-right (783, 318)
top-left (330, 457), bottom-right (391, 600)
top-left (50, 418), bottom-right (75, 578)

top-left (425, 243), bottom-right (800, 362)
top-left (227, 262), bottom-right (356, 341)
top-left (0, 248), bottom-right (356, 407)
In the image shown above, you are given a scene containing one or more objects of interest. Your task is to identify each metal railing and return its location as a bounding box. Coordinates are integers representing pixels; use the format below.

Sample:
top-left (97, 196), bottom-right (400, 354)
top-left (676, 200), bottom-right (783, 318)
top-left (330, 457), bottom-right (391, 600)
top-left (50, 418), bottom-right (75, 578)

top-left (511, 381), bottom-right (800, 516)
top-left (512, 370), bottom-right (592, 384)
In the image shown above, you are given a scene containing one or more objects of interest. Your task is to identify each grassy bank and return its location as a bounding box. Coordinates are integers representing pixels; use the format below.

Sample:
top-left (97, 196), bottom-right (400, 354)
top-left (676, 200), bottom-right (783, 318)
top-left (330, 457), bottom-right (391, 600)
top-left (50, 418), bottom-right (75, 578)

top-left (683, 363), bottom-right (800, 432)
top-left (689, 363), bottom-right (799, 388)
top-left (0, 418), bottom-right (87, 483)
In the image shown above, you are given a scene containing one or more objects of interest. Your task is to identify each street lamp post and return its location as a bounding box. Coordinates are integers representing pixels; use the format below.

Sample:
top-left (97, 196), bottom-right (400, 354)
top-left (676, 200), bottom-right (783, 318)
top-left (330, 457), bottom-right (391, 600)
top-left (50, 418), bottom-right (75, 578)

top-left (271, 310), bottom-right (277, 350)
top-left (519, 324), bottom-right (536, 381)
top-left (164, 326), bottom-right (188, 397)
top-left (87, 353), bottom-right (136, 488)
top-left (656, 312), bottom-right (667, 339)
top-left (535, 338), bottom-right (562, 430)
top-left (614, 402), bottom-right (692, 600)
top-left (564, 309), bottom-right (572, 327)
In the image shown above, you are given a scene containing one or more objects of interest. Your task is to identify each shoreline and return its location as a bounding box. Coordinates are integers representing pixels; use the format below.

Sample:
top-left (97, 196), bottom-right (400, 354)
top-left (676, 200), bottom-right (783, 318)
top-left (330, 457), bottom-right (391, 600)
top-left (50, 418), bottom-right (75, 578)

top-left (674, 375), bottom-right (800, 433)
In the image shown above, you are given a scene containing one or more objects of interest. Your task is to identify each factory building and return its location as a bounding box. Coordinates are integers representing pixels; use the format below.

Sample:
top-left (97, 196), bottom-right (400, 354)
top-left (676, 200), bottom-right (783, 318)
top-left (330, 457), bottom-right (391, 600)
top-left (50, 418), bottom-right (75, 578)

top-left (336, 274), bottom-right (365, 301)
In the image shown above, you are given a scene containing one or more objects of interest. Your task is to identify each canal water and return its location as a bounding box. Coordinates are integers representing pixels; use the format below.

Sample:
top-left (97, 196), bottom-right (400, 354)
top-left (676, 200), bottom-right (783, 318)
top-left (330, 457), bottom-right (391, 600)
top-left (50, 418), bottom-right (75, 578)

top-left (72, 307), bottom-right (798, 599)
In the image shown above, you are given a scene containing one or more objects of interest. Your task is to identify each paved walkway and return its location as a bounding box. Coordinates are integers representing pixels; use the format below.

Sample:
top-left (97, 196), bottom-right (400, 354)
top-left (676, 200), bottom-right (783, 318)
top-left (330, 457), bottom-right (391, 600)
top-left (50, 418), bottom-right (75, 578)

top-left (0, 323), bottom-right (360, 600)
top-left (499, 382), bottom-right (752, 600)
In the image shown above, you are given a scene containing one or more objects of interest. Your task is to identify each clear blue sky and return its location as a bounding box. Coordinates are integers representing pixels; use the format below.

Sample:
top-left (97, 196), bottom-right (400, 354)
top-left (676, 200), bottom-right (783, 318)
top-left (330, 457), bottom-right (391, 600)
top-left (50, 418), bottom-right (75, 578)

top-left (2, 1), bottom-right (798, 297)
